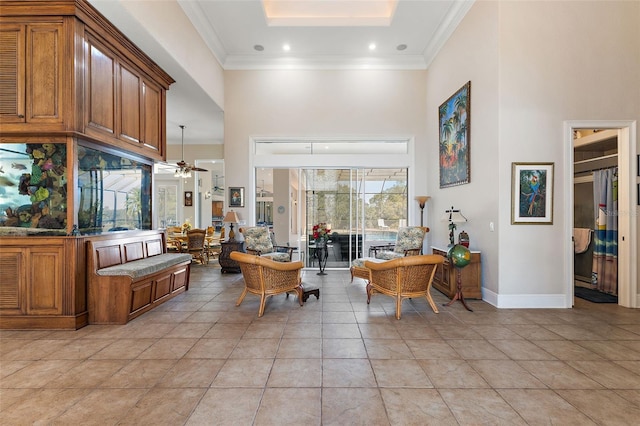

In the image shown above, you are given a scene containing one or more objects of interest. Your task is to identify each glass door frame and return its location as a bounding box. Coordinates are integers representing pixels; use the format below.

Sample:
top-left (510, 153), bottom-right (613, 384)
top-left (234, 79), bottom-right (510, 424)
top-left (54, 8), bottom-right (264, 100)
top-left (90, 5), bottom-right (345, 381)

top-left (250, 137), bottom-right (416, 269)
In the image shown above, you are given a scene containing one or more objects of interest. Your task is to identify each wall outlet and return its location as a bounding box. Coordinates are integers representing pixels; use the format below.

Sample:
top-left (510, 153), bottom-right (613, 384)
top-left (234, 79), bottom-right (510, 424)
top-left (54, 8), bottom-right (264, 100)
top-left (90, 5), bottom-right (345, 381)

top-left (489, 222), bottom-right (495, 232)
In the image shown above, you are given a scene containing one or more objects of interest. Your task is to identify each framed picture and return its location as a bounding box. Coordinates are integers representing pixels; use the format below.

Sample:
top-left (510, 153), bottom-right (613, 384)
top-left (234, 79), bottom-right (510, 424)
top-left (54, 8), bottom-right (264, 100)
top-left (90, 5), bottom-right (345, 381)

top-left (229, 187), bottom-right (244, 208)
top-left (439, 81), bottom-right (471, 188)
top-left (511, 162), bottom-right (554, 224)
top-left (184, 191), bottom-right (193, 206)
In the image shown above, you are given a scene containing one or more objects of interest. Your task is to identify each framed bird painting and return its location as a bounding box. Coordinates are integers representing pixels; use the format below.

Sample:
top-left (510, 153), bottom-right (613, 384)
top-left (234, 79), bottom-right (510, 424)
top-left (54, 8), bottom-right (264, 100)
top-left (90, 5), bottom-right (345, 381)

top-left (439, 81), bottom-right (471, 188)
top-left (511, 162), bottom-right (554, 224)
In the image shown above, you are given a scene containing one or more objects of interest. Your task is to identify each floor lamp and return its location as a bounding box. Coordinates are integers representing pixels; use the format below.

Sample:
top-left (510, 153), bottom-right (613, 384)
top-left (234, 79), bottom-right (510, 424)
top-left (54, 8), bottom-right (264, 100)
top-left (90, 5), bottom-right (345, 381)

top-left (415, 196), bottom-right (430, 227)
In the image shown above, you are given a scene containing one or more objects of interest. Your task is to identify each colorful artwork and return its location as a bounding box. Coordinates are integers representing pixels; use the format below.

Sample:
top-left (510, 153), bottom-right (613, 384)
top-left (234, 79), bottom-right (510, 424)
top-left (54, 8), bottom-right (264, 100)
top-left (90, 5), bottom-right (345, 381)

top-left (439, 81), bottom-right (471, 188)
top-left (511, 162), bottom-right (554, 224)
top-left (229, 187), bottom-right (244, 207)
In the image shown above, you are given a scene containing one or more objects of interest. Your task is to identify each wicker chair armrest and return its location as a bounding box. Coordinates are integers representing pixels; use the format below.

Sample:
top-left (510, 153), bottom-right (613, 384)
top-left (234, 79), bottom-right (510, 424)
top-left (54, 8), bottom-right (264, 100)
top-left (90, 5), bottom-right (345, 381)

top-left (231, 251), bottom-right (303, 271)
top-left (365, 254), bottom-right (444, 271)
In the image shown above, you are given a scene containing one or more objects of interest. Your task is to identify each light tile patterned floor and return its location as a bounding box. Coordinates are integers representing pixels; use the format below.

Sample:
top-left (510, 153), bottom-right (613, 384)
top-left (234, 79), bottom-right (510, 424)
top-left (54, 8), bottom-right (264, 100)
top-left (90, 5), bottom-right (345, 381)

top-left (1, 264), bottom-right (640, 425)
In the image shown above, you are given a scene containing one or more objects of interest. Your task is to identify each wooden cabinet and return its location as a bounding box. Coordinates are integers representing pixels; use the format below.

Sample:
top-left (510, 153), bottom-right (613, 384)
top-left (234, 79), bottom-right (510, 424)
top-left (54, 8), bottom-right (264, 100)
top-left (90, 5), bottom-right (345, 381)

top-left (0, 22), bottom-right (64, 125)
top-left (0, 237), bottom-right (85, 329)
top-left (219, 241), bottom-right (245, 273)
top-left (0, 0), bottom-right (174, 161)
top-left (0, 1), bottom-right (175, 330)
top-left (84, 34), bottom-right (165, 158)
top-left (431, 246), bottom-right (482, 299)
top-left (0, 244), bottom-right (63, 316)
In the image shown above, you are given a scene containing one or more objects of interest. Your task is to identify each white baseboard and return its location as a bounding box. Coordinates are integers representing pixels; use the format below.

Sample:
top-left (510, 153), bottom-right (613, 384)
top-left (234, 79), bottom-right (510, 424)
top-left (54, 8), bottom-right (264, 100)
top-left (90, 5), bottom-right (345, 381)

top-left (482, 289), bottom-right (569, 309)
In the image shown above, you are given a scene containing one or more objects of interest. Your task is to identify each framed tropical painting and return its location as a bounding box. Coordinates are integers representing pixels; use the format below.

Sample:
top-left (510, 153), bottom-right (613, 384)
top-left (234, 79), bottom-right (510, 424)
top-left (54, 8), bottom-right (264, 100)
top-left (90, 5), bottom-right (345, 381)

top-left (511, 162), bottom-right (554, 224)
top-left (439, 81), bottom-right (471, 188)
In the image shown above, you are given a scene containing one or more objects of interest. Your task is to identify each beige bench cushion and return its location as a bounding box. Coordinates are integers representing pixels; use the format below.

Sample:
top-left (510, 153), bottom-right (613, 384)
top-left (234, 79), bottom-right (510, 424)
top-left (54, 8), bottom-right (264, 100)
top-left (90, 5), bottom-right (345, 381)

top-left (97, 253), bottom-right (192, 279)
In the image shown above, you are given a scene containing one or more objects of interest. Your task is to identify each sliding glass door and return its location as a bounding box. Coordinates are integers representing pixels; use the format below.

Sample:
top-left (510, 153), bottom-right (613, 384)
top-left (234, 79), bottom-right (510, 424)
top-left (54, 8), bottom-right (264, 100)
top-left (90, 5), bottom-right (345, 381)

top-left (256, 167), bottom-right (407, 269)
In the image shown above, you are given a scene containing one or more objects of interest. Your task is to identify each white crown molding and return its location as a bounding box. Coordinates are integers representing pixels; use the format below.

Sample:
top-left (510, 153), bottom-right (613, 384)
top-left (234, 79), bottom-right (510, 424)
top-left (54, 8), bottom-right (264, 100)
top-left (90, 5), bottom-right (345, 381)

top-left (224, 54), bottom-right (428, 70)
top-left (178, 0), bottom-right (227, 65)
top-left (179, 0), bottom-right (473, 71)
top-left (422, 0), bottom-right (475, 68)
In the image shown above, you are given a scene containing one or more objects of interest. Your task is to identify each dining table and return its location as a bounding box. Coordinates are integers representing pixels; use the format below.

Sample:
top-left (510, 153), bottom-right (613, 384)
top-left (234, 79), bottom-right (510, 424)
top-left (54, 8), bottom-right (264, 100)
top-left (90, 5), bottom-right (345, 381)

top-left (167, 232), bottom-right (220, 254)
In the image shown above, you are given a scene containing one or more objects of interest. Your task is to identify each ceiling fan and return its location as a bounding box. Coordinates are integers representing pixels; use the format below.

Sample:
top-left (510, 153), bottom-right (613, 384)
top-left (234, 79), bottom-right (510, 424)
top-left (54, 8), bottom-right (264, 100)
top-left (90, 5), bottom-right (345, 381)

top-left (174, 124), bottom-right (207, 178)
top-left (213, 175), bottom-right (225, 192)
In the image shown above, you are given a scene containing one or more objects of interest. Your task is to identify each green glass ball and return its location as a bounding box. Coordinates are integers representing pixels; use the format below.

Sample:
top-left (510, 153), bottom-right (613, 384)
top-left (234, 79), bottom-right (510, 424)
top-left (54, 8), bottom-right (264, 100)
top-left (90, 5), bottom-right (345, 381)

top-left (447, 244), bottom-right (471, 268)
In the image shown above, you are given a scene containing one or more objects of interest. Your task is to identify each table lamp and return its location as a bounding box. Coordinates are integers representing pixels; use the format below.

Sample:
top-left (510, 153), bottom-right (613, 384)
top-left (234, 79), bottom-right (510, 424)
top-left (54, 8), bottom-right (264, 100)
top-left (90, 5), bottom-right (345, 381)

top-left (441, 206), bottom-right (467, 246)
top-left (223, 210), bottom-right (240, 241)
top-left (415, 196), bottom-right (430, 227)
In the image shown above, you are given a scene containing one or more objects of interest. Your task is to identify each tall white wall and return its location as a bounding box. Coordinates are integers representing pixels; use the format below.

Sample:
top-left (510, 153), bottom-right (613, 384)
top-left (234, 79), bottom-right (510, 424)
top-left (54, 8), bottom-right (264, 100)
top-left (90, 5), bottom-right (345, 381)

top-left (224, 69), bottom-right (429, 227)
top-left (425, 1), bottom-right (500, 295)
top-left (426, 0), bottom-right (639, 307)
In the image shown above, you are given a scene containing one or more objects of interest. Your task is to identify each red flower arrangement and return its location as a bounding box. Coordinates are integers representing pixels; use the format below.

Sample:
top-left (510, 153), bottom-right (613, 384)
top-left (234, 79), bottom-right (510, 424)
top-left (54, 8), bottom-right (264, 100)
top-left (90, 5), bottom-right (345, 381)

top-left (312, 222), bottom-right (331, 241)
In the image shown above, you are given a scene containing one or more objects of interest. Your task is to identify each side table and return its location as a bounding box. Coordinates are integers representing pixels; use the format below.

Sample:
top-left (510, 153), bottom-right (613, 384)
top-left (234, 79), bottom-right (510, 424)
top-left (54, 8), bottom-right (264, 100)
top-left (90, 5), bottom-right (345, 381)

top-left (219, 240), bottom-right (244, 273)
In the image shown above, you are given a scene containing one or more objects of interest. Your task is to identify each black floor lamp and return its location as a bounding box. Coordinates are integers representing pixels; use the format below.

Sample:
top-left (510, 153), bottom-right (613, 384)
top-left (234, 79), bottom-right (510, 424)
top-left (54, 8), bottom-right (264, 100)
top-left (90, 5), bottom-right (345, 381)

top-left (415, 196), bottom-right (430, 227)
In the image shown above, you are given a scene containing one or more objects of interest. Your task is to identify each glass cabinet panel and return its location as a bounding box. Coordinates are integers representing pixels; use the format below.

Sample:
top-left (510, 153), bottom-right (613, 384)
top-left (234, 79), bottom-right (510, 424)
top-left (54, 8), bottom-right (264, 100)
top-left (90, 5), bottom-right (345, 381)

top-left (0, 143), bottom-right (68, 235)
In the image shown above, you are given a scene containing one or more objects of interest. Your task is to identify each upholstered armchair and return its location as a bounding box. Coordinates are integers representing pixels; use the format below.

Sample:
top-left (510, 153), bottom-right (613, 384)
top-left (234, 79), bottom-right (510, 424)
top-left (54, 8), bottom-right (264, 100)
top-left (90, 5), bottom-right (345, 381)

top-left (370, 226), bottom-right (429, 260)
top-left (365, 254), bottom-right (444, 319)
top-left (242, 226), bottom-right (294, 262)
top-left (230, 251), bottom-right (304, 317)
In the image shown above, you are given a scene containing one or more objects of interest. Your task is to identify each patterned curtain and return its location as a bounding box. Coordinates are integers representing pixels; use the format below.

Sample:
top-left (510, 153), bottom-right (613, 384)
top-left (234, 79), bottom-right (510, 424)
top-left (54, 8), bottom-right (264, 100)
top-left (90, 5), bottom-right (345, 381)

top-left (592, 168), bottom-right (618, 294)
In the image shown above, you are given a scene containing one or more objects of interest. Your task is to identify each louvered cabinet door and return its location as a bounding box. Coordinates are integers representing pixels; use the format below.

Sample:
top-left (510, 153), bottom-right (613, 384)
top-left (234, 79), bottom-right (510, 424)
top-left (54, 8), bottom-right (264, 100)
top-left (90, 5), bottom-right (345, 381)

top-left (0, 24), bottom-right (26, 123)
top-left (0, 248), bottom-right (26, 315)
top-left (0, 22), bottom-right (63, 125)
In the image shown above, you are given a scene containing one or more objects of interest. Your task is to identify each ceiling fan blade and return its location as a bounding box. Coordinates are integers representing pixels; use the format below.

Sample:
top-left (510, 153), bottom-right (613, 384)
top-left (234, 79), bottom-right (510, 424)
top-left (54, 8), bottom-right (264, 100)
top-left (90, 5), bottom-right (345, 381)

top-left (191, 166), bottom-right (208, 172)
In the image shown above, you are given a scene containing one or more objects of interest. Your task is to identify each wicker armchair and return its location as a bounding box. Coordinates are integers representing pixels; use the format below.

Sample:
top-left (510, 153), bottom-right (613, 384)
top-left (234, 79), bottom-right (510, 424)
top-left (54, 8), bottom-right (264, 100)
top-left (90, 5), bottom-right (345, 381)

top-left (186, 229), bottom-right (207, 264)
top-left (230, 251), bottom-right (304, 317)
top-left (242, 226), bottom-right (294, 262)
top-left (350, 226), bottom-right (429, 282)
top-left (365, 254), bottom-right (444, 319)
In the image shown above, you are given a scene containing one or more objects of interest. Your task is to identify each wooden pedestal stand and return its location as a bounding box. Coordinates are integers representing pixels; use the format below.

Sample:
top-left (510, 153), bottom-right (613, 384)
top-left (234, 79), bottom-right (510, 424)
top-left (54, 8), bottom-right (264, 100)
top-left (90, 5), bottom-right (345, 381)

top-left (443, 267), bottom-right (473, 312)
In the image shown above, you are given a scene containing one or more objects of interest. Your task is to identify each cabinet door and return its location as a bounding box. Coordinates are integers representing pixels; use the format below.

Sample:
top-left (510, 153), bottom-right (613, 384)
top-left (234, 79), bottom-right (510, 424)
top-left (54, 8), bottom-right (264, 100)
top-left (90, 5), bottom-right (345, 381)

top-left (26, 23), bottom-right (63, 124)
top-left (141, 78), bottom-right (162, 154)
top-left (27, 246), bottom-right (63, 315)
top-left (0, 24), bottom-right (26, 123)
top-left (0, 248), bottom-right (26, 314)
top-left (119, 63), bottom-right (141, 143)
top-left (85, 36), bottom-right (116, 136)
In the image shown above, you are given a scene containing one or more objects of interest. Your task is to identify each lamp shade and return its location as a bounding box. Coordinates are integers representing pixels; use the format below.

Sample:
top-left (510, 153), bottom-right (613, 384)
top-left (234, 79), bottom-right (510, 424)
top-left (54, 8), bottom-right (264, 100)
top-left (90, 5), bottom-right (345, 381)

top-left (441, 207), bottom-right (467, 223)
top-left (415, 195), bottom-right (430, 208)
top-left (223, 211), bottom-right (239, 223)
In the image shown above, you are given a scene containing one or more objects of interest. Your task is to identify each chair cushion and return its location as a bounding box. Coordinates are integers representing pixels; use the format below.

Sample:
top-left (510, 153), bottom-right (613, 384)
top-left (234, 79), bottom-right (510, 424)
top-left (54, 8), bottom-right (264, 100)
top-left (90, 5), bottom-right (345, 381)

top-left (375, 251), bottom-right (404, 260)
top-left (394, 227), bottom-right (426, 253)
top-left (352, 257), bottom-right (385, 268)
top-left (261, 252), bottom-right (292, 262)
top-left (243, 227), bottom-right (274, 253)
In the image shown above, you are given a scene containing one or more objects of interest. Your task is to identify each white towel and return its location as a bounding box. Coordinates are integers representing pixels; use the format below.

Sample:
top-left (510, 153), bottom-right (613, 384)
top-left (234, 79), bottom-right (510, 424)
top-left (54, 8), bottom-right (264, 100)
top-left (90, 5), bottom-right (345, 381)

top-left (573, 228), bottom-right (592, 254)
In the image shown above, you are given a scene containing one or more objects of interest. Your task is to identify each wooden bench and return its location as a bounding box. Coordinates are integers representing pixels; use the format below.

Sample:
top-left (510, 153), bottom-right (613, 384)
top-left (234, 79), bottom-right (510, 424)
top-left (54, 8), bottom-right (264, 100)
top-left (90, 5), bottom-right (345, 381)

top-left (87, 232), bottom-right (192, 324)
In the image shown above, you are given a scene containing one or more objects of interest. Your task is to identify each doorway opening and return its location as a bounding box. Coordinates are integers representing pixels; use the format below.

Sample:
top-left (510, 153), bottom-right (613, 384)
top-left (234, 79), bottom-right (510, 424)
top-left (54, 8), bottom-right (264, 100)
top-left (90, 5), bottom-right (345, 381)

top-left (565, 120), bottom-right (637, 308)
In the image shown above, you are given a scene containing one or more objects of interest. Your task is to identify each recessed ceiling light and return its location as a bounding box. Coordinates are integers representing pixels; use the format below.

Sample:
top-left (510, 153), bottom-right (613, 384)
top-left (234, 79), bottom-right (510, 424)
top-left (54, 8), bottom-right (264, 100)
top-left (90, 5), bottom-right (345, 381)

top-left (254, 44), bottom-right (264, 51)
top-left (369, 43), bottom-right (376, 51)
top-left (282, 44), bottom-right (291, 51)
top-left (396, 44), bottom-right (407, 51)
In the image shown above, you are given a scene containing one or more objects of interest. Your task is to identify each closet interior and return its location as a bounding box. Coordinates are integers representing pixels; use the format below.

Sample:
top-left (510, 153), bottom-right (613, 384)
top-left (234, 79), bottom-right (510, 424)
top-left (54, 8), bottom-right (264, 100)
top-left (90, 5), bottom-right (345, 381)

top-left (573, 129), bottom-right (618, 301)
